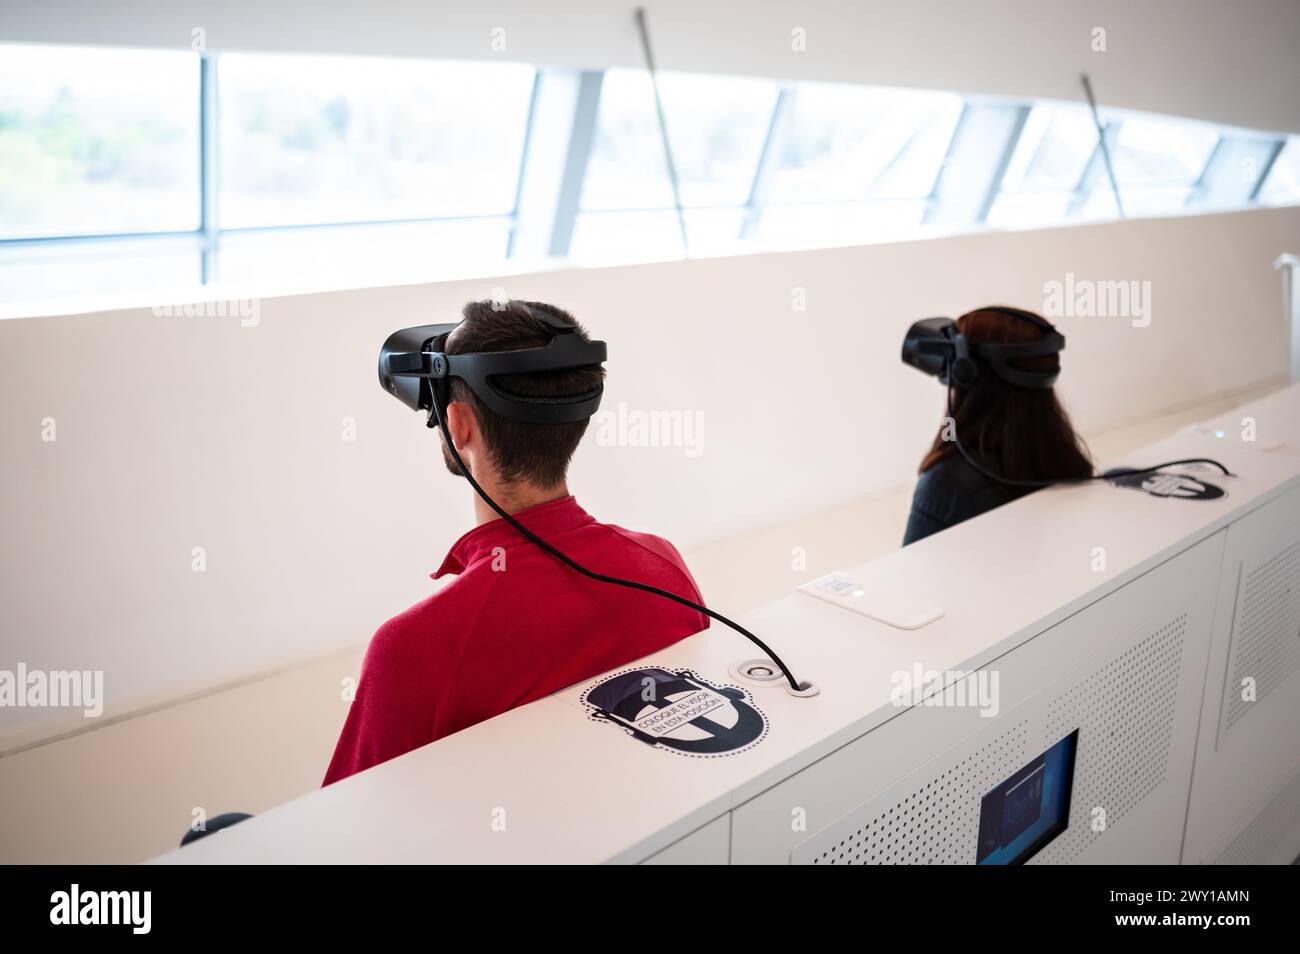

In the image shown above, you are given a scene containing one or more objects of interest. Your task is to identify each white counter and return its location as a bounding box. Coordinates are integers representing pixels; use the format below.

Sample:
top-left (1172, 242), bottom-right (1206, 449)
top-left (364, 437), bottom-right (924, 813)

top-left (157, 384), bottom-right (1300, 864)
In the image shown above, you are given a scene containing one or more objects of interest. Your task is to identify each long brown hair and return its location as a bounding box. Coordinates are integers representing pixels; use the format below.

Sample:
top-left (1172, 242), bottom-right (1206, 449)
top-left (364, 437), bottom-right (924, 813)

top-left (919, 307), bottom-right (1092, 492)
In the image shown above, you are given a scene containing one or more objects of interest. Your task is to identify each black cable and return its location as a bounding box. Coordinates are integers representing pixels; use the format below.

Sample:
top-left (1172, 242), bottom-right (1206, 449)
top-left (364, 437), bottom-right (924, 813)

top-left (944, 382), bottom-right (1234, 489)
top-left (429, 398), bottom-right (806, 693)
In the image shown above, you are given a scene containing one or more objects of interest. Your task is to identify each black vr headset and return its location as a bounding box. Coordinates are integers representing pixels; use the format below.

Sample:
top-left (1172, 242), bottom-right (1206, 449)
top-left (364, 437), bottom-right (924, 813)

top-left (901, 306), bottom-right (1065, 390)
top-left (379, 307), bottom-right (607, 429)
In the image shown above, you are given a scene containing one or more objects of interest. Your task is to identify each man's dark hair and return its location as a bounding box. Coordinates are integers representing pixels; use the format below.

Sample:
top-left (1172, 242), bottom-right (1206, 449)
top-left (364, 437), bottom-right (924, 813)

top-left (446, 299), bottom-right (604, 487)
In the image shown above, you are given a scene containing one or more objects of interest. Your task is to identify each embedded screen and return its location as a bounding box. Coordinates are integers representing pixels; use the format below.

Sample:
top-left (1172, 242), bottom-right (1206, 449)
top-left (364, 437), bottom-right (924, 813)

top-left (977, 730), bottom-right (1078, 864)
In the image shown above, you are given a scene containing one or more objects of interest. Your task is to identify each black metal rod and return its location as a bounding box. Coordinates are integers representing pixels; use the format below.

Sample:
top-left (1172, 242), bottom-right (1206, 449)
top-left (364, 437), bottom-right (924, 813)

top-left (1081, 73), bottom-right (1125, 219)
top-left (634, 7), bottom-right (690, 254)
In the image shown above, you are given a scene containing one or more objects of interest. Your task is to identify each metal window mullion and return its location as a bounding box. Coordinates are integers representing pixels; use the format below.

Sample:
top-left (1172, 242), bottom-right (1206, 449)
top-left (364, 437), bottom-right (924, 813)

top-left (504, 69), bottom-right (543, 259)
top-left (1067, 120), bottom-right (1122, 217)
top-left (634, 8), bottom-right (688, 255)
top-left (547, 70), bottom-right (603, 258)
top-left (0, 230), bottom-right (204, 250)
top-left (974, 105), bottom-right (1030, 224)
top-left (1249, 139), bottom-right (1288, 202)
top-left (923, 103), bottom-right (1030, 227)
top-left (221, 213), bottom-right (517, 236)
top-left (923, 101), bottom-right (971, 221)
top-left (1081, 74), bottom-right (1125, 219)
top-left (199, 53), bottom-right (219, 285)
top-left (1184, 135), bottom-right (1227, 207)
top-left (739, 87), bottom-right (791, 241)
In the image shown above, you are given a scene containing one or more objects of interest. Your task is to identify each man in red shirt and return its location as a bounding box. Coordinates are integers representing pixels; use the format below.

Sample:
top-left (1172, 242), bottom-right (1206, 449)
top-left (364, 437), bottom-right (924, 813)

top-left (324, 300), bottom-right (707, 785)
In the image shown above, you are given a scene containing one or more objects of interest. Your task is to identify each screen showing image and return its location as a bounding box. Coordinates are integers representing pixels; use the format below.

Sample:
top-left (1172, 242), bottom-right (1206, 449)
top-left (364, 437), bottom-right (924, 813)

top-left (976, 730), bottom-right (1078, 864)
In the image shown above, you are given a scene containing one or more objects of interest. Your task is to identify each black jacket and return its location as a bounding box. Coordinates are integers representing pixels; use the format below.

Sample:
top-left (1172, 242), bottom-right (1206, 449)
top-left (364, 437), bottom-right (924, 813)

top-left (903, 454), bottom-right (1029, 545)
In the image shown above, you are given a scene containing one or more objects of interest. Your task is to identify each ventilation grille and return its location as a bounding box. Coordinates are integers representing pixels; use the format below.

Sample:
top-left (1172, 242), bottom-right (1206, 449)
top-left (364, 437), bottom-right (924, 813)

top-left (801, 721), bottom-right (1028, 865)
top-left (794, 611), bottom-right (1189, 865)
top-left (1211, 766), bottom-right (1300, 865)
top-left (1035, 614), bottom-right (1186, 863)
top-left (1221, 539), bottom-right (1300, 737)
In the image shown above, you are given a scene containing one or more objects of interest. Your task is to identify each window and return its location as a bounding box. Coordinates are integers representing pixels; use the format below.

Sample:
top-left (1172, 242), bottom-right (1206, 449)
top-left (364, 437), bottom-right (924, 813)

top-left (0, 240), bottom-right (201, 302)
top-left (217, 220), bottom-right (513, 290)
top-left (762, 84), bottom-right (961, 204)
top-left (750, 83), bottom-right (961, 246)
top-left (572, 74), bottom-right (963, 261)
top-left (572, 69), bottom-right (778, 262)
top-left (0, 45), bottom-right (536, 302)
top-left (579, 70), bottom-right (779, 210)
top-left (2, 44), bottom-right (1297, 308)
top-left (1080, 112), bottom-right (1220, 218)
top-left (1188, 136), bottom-right (1289, 210)
top-left (0, 44), bottom-right (201, 240)
top-left (218, 54), bottom-right (535, 229)
top-left (987, 105), bottom-right (1098, 228)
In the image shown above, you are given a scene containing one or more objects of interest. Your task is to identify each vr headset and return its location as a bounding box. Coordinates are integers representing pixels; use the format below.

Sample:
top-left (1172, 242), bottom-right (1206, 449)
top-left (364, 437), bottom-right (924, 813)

top-left (378, 307), bottom-right (607, 427)
top-left (901, 306), bottom-right (1065, 390)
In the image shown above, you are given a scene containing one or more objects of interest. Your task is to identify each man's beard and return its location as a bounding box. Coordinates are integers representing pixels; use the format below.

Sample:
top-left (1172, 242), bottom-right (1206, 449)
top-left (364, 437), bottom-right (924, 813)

top-left (440, 434), bottom-right (463, 477)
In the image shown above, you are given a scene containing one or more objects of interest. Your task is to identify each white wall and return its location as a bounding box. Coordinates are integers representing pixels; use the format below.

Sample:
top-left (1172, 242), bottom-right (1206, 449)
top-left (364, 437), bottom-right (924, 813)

top-left (3, 0), bottom-right (1299, 134)
top-left (0, 206), bottom-right (1297, 752)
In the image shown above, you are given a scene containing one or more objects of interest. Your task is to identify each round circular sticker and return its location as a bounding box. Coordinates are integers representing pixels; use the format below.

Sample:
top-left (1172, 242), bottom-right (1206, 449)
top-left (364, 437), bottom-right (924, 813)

top-left (583, 667), bottom-right (768, 758)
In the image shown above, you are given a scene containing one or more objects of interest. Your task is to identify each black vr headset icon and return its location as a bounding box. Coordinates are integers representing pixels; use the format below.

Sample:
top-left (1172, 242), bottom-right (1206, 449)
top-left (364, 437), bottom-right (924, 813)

top-left (378, 308), bottom-right (608, 428)
top-left (585, 667), bottom-right (767, 756)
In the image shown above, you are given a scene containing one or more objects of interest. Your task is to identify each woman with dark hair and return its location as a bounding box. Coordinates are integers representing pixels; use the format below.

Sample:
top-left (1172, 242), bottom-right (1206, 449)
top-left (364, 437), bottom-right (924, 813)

top-left (903, 306), bottom-right (1093, 545)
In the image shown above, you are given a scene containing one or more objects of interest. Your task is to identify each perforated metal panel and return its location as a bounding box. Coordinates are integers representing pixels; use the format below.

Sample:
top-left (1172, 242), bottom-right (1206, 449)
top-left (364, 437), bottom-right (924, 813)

top-left (1034, 614), bottom-right (1185, 863)
top-left (1220, 539), bottom-right (1300, 738)
top-left (1181, 489), bottom-right (1300, 866)
top-left (802, 721), bottom-right (1029, 865)
top-left (1210, 766), bottom-right (1300, 864)
top-left (792, 612), bottom-right (1188, 865)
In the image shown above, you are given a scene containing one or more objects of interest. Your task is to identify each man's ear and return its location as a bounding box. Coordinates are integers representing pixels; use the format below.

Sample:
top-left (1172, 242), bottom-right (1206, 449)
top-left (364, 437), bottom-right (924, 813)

top-left (444, 401), bottom-right (478, 454)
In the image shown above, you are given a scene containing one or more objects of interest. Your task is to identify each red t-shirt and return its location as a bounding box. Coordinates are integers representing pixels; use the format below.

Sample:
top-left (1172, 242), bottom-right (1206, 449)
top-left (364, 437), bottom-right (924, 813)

top-left (323, 496), bottom-right (707, 785)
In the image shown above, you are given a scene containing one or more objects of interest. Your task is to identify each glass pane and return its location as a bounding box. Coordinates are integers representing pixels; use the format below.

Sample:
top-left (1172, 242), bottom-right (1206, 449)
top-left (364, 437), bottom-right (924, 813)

top-left (985, 192), bottom-right (1077, 229)
top-left (569, 210), bottom-right (684, 264)
top-left (983, 104), bottom-right (1102, 229)
top-left (1104, 114), bottom-right (1219, 188)
top-left (580, 72), bottom-right (674, 211)
top-left (764, 84), bottom-right (961, 203)
top-left (216, 219), bottom-right (513, 290)
top-left (1075, 184), bottom-right (1121, 221)
top-left (1258, 137), bottom-right (1300, 206)
top-left (682, 207), bottom-right (747, 255)
top-left (1190, 137), bottom-right (1283, 209)
top-left (0, 44), bottom-right (201, 239)
top-left (569, 208), bottom-right (752, 264)
top-left (752, 199), bottom-right (934, 249)
top-left (0, 241), bottom-right (201, 303)
top-left (579, 69), bottom-right (779, 211)
top-left (998, 104), bottom-right (1097, 194)
top-left (219, 54), bottom-right (535, 228)
top-left (1082, 185), bottom-right (1192, 218)
top-left (659, 73), bottom-right (779, 207)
